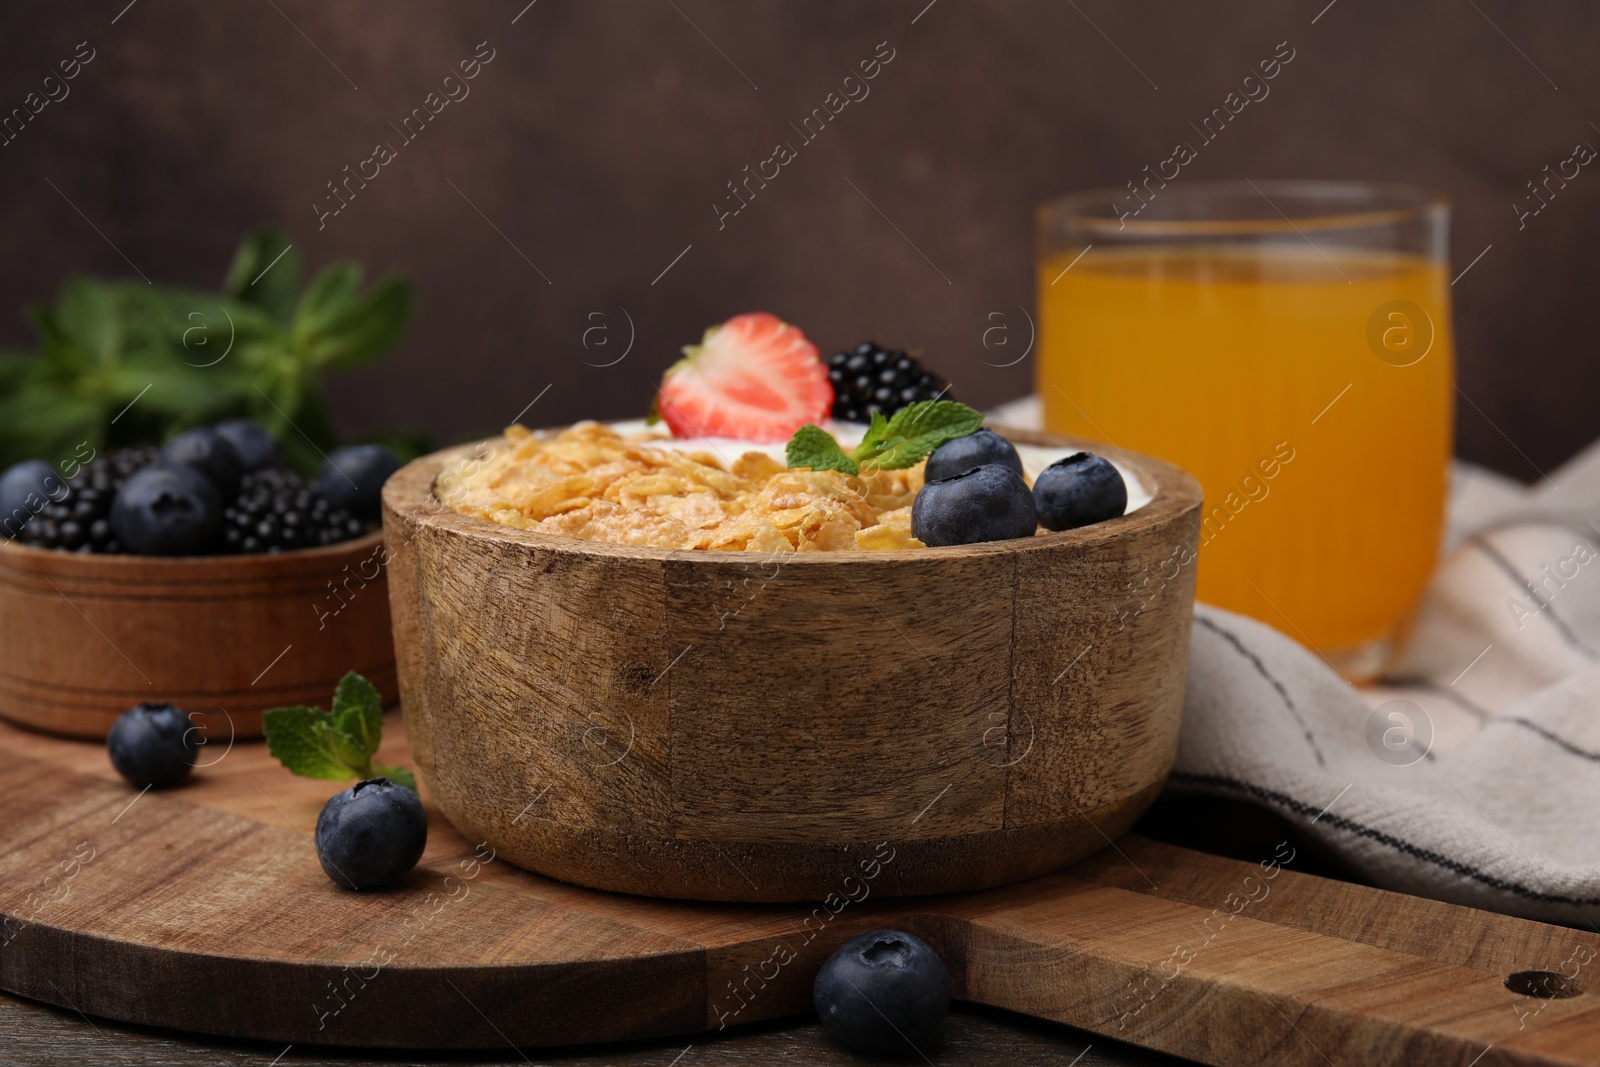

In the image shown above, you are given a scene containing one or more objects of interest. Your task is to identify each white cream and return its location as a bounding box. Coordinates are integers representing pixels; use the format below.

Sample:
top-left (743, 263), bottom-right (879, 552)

top-left (602, 419), bottom-right (1153, 513)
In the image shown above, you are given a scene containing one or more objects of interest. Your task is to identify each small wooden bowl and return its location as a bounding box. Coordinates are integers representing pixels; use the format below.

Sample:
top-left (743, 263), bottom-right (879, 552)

top-left (384, 428), bottom-right (1202, 902)
top-left (0, 532), bottom-right (397, 739)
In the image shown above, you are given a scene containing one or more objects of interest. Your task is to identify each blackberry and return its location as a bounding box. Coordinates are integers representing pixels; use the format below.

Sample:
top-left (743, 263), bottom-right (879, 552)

top-left (17, 446), bottom-right (159, 554)
top-left (221, 468), bottom-right (367, 554)
top-left (826, 342), bottom-right (952, 424)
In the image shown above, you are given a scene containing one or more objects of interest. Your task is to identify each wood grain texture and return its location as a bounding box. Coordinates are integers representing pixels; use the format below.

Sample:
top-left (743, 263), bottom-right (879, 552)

top-left (0, 531), bottom-right (396, 739)
top-left (381, 427), bottom-right (1203, 901)
top-left (3, 718), bottom-right (1600, 1063)
top-left (0, 992), bottom-right (1181, 1067)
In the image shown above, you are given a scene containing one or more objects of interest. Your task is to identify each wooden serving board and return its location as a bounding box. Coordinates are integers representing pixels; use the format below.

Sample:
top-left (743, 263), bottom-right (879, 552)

top-left (2, 714), bottom-right (1598, 1065)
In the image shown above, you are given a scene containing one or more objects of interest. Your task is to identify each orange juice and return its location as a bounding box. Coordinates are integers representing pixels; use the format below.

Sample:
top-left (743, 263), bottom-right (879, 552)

top-left (1037, 245), bottom-right (1453, 663)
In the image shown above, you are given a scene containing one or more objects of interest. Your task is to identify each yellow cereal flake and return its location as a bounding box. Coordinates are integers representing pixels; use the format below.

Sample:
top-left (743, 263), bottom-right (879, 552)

top-left (440, 422), bottom-right (923, 552)
top-left (856, 521), bottom-right (925, 550)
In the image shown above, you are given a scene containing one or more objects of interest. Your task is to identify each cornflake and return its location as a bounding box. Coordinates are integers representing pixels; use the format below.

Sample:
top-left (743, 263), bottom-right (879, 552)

top-left (438, 422), bottom-right (927, 552)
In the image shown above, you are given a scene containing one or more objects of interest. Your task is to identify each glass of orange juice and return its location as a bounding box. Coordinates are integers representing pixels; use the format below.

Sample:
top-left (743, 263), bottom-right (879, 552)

top-left (1036, 180), bottom-right (1453, 679)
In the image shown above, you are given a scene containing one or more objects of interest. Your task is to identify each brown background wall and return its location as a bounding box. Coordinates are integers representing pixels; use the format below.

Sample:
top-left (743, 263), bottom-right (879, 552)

top-left (0, 1), bottom-right (1595, 480)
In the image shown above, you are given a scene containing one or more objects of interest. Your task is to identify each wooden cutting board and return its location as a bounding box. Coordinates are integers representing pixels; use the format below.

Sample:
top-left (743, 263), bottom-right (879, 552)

top-left (2, 714), bottom-right (1598, 1065)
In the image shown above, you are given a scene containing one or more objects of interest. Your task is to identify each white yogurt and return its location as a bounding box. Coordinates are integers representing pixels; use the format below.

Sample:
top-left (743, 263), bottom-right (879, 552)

top-left (603, 419), bottom-right (1153, 513)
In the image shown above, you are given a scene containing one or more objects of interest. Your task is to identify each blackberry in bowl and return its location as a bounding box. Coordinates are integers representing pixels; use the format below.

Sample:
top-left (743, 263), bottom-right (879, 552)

top-left (222, 469), bottom-right (366, 554)
top-left (827, 342), bottom-right (952, 425)
top-left (12, 446), bottom-right (159, 554)
top-left (4, 427), bottom-right (379, 559)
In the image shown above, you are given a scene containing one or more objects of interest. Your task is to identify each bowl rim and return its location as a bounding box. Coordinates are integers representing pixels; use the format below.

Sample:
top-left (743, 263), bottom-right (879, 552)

top-left (0, 527), bottom-right (385, 574)
top-left (382, 424), bottom-right (1203, 565)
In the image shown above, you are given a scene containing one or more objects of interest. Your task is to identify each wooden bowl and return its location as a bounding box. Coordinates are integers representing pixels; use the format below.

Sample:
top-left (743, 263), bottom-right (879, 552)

top-left (383, 428), bottom-right (1202, 902)
top-left (0, 532), bottom-right (397, 739)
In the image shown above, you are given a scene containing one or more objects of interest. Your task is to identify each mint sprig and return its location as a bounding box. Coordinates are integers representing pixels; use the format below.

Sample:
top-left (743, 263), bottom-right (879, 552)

top-left (786, 423), bottom-right (861, 475)
top-left (263, 671), bottom-right (416, 792)
top-left (785, 400), bottom-right (985, 476)
top-left (0, 227), bottom-right (424, 475)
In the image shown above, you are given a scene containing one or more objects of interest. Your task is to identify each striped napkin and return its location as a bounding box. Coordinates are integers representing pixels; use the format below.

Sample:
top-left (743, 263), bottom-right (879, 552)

top-left (992, 397), bottom-right (1600, 922)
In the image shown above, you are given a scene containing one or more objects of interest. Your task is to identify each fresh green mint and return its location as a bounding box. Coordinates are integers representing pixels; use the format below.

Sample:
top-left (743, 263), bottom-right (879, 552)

top-left (785, 423), bottom-right (862, 475)
top-left (0, 228), bottom-right (424, 474)
top-left (785, 400), bottom-right (985, 475)
top-left (263, 671), bottom-right (416, 792)
top-left (852, 400), bottom-right (984, 470)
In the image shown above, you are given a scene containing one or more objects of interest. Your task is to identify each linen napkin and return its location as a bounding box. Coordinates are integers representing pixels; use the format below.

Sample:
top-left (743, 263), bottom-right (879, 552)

top-left (991, 397), bottom-right (1600, 923)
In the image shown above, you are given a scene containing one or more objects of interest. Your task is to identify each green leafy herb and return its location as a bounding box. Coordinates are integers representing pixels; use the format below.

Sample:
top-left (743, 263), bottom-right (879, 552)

top-left (785, 400), bottom-right (986, 475)
top-left (0, 228), bottom-right (429, 474)
top-left (263, 671), bottom-right (416, 792)
top-left (785, 423), bottom-right (860, 475)
top-left (853, 401), bottom-right (985, 470)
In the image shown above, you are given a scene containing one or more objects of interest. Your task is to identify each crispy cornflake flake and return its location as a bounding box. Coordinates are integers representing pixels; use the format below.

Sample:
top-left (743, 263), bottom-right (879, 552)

top-left (440, 423), bottom-right (928, 552)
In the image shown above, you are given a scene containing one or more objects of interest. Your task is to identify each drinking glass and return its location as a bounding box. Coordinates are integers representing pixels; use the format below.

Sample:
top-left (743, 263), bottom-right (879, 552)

top-left (1036, 180), bottom-right (1453, 679)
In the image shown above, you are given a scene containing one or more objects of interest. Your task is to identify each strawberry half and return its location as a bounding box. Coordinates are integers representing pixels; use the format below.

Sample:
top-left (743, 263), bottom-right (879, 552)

top-left (655, 312), bottom-right (834, 442)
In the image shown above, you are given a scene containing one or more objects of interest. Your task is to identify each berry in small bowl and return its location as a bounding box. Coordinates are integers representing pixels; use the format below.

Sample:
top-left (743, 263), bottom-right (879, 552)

top-left (0, 459), bottom-right (67, 540)
top-left (10, 447), bottom-right (155, 553)
top-left (316, 444), bottom-right (402, 524)
top-left (214, 418), bottom-right (284, 475)
top-left (223, 469), bottom-right (365, 554)
top-left (161, 427), bottom-right (245, 502)
top-left (110, 464), bottom-right (225, 557)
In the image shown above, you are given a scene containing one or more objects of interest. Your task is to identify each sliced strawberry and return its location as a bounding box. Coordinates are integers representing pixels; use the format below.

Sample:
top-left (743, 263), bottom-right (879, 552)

top-left (655, 312), bottom-right (834, 442)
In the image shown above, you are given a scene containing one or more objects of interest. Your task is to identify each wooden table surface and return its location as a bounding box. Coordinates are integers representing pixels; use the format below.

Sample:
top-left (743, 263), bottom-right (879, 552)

top-left (0, 989), bottom-right (1184, 1065)
top-left (0, 788), bottom-right (1348, 1066)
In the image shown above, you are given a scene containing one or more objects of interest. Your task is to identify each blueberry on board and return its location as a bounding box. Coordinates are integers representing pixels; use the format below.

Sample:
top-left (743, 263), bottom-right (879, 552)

top-left (161, 427), bottom-right (244, 500)
top-left (911, 463), bottom-right (1038, 547)
top-left (107, 701), bottom-right (197, 789)
top-left (1033, 451), bottom-right (1128, 531)
top-left (0, 459), bottom-right (67, 539)
top-left (314, 778), bottom-right (428, 890)
top-left (213, 419), bottom-right (283, 474)
top-left (316, 444), bottom-right (401, 522)
top-left (814, 929), bottom-right (950, 1056)
top-left (109, 464), bottom-right (223, 556)
top-left (923, 428), bottom-right (1024, 483)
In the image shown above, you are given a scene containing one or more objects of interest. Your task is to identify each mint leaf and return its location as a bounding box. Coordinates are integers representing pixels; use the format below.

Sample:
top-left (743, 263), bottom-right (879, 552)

top-left (374, 763), bottom-right (417, 793)
top-left (850, 411), bottom-right (893, 465)
top-left (293, 263), bottom-right (362, 338)
top-left (303, 275), bottom-right (412, 372)
top-left (852, 400), bottom-right (984, 471)
top-left (263, 705), bottom-right (362, 783)
top-left (223, 228), bottom-right (301, 322)
top-left (263, 671), bottom-right (418, 792)
top-left (330, 670), bottom-right (383, 760)
top-left (785, 424), bottom-right (858, 475)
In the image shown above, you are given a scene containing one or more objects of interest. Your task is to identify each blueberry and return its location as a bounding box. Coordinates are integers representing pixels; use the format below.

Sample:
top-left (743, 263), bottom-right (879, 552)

top-left (161, 427), bottom-right (244, 500)
top-left (924, 428), bottom-right (1023, 482)
top-left (1033, 452), bottom-right (1127, 531)
top-left (911, 463), bottom-right (1037, 547)
top-left (814, 929), bottom-right (950, 1056)
top-left (109, 464), bottom-right (223, 556)
top-left (314, 778), bottom-right (428, 890)
top-left (213, 419), bottom-right (283, 474)
top-left (0, 459), bottom-right (67, 539)
top-left (316, 444), bottom-right (401, 523)
top-left (106, 701), bottom-right (197, 788)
